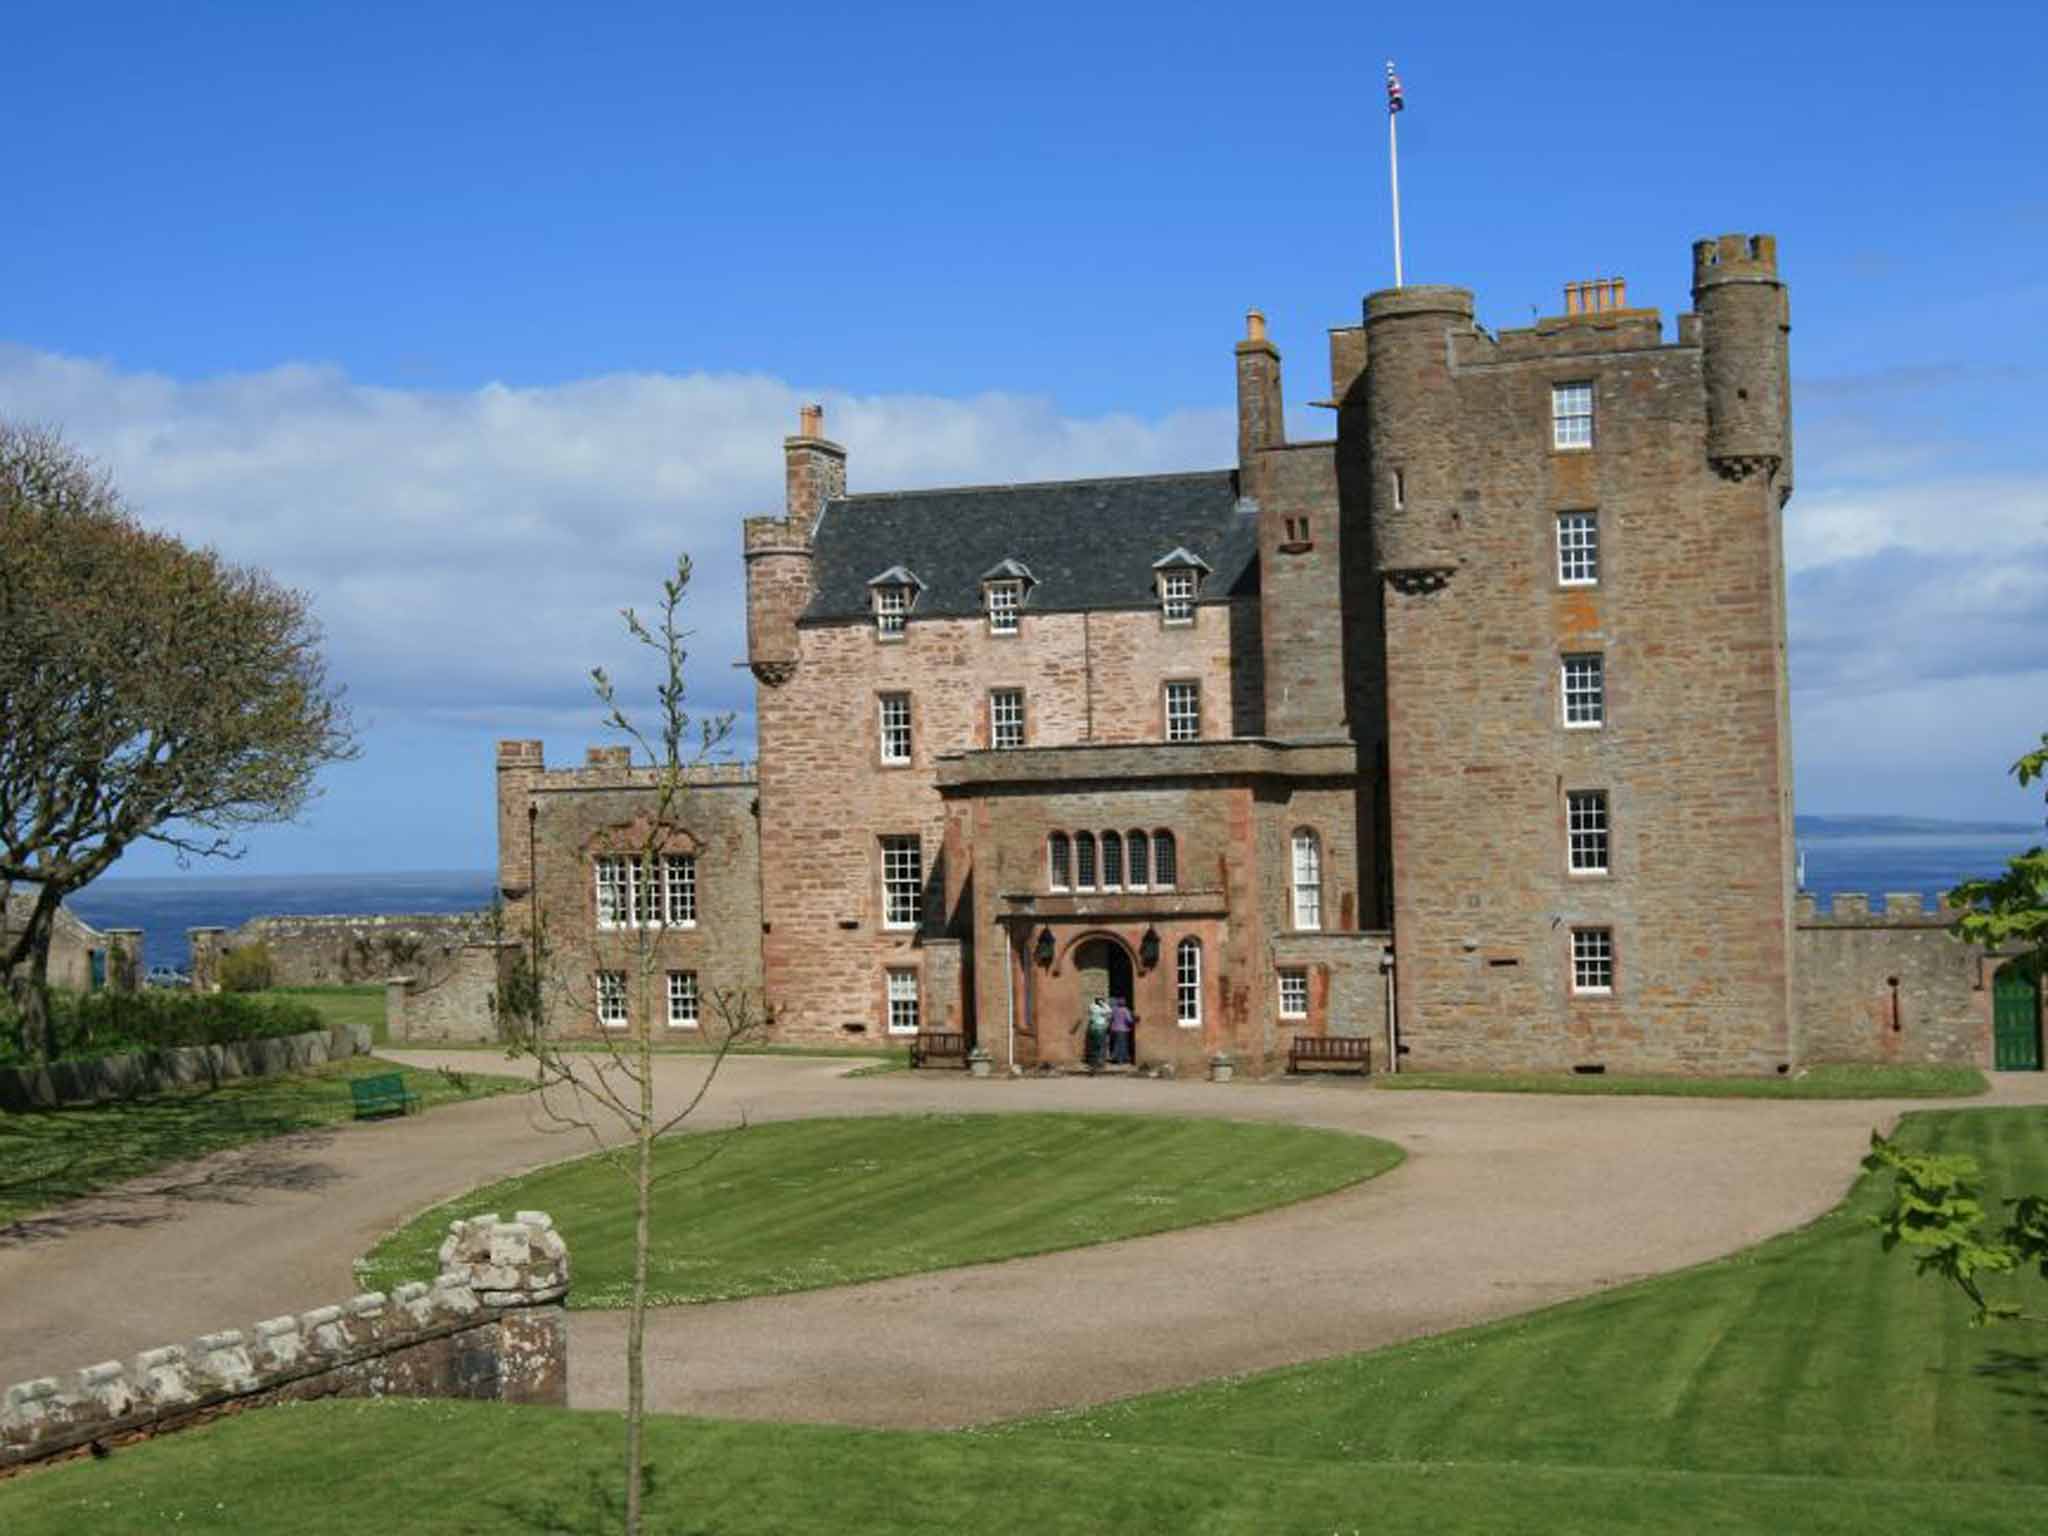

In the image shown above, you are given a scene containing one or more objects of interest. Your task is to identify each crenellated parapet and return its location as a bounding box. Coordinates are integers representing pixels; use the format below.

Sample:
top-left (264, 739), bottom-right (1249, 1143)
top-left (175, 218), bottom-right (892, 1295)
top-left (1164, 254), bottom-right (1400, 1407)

top-left (1, 1213), bottom-right (569, 1474)
top-left (1796, 891), bottom-right (1953, 925)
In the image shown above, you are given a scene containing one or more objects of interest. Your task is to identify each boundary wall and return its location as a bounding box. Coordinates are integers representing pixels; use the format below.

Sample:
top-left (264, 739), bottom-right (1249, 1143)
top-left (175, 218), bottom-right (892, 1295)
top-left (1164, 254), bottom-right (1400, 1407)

top-left (1797, 891), bottom-right (2041, 1068)
top-left (0, 1024), bottom-right (371, 1111)
top-left (1, 1212), bottom-right (569, 1476)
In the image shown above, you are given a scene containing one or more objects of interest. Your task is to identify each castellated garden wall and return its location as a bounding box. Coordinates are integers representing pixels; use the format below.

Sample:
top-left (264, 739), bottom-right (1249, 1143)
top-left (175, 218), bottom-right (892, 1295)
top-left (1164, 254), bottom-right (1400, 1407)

top-left (0, 1213), bottom-right (570, 1477)
top-left (1796, 891), bottom-right (2041, 1067)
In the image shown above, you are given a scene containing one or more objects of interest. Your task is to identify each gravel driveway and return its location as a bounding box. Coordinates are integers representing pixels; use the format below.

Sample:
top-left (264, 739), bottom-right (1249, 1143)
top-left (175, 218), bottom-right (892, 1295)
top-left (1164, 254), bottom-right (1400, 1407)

top-left (4, 1052), bottom-right (2040, 1428)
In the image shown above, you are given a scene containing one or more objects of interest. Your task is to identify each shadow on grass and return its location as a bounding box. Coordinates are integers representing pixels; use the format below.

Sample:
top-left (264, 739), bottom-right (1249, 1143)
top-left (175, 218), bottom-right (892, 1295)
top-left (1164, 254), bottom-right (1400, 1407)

top-left (487, 1462), bottom-right (719, 1536)
top-left (0, 1086), bottom-right (347, 1244)
top-left (1974, 1347), bottom-right (2048, 1426)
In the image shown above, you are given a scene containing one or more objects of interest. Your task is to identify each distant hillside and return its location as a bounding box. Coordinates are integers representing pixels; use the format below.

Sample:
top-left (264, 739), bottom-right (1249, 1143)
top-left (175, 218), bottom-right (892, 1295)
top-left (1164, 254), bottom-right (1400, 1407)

top-left (1796, 814), bottom-right (2039, 839)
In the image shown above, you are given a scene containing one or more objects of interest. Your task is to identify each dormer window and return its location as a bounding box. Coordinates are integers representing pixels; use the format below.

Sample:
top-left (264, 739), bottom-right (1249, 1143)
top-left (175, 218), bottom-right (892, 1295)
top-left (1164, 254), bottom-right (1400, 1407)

top-left (986, 580), bottom-right (1021, 634)
top-left (866, 565), bottom-right (923, 640)
top-left (1151, 547), bottom-right (1211, 627)
top-left (979, 558), bottom-right (1034, 637)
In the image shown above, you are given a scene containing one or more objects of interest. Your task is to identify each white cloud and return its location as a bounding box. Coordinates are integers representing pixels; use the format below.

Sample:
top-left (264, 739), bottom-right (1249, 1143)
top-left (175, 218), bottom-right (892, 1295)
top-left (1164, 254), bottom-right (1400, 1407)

top-left (0, 344), bottom-right (1236, 745)
top-left (1786, 474), bottom-right (2048, 571)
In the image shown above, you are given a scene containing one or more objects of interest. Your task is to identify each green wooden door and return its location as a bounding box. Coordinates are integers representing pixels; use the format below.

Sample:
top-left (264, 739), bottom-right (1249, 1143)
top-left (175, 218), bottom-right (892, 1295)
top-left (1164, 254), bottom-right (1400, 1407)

top-left (1993, 967), bottom-right (2042, 1071)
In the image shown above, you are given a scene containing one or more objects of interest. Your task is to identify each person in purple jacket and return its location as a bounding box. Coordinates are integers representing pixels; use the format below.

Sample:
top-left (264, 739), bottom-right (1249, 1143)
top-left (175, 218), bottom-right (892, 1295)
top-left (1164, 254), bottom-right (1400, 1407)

top-left (1107, 996), bottom-right (1135, 1066)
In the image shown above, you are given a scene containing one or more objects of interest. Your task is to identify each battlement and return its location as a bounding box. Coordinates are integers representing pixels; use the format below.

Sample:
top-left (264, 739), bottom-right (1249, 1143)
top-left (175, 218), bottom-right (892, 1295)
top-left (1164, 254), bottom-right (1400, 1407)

top-left (1693, 232), bottom-right (1780, 290)
top-left (496, 738), bottom-right (544, 767)
top-left (744, 513), bottom-right (811, 557)
top-left (1, 1214), bottom-right (568, 1472)
top-left (1796, 891), bottom-right (1954, 925)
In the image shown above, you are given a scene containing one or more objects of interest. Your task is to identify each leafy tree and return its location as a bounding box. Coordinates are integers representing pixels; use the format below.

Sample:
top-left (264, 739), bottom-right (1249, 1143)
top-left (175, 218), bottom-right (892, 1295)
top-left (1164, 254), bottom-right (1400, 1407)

top-left (1873, 731), bottom-right (2048, 1324)
top-left (491, 553), bottom-right (770, 1536)
top-left (0, 421), bottom-right (356, 1061)
top-left (1945, 731), bottom-right (2048, 961)
top-left (1865, 1132), bottom-right (2048, 1325)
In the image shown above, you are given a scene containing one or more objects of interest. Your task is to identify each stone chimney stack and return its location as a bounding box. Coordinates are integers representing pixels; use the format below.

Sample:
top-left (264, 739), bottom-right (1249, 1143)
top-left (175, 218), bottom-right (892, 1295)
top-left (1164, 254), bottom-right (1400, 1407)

top-left (784, 402), bottom-right (847, 528)
top-left (1235, 311), bottom-right (1285, 500)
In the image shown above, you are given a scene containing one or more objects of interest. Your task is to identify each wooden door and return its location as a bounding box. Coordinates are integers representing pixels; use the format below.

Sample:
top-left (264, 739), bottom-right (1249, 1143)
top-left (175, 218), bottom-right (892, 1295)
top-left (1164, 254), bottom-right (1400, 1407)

top-left (1993, 966), bottom-right (2041, 1071)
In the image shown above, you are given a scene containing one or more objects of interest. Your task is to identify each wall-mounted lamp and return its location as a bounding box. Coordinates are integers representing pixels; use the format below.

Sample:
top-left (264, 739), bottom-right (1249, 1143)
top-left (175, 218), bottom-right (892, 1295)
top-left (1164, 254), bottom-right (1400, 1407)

top-left (1034, 928), bottom-right (1056, 968)
top-left (1139, 926), bottom-right (1161, 972)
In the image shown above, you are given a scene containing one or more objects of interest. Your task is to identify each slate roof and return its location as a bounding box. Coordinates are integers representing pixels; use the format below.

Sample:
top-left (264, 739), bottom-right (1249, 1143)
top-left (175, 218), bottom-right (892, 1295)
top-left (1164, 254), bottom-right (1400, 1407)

top-left (801, 469), bottom-right (1258, 624)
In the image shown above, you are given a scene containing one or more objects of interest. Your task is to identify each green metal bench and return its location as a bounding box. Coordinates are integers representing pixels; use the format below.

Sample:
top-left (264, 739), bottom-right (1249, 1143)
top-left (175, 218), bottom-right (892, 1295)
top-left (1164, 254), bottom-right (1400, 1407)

top-left (349, 1071), bottom-right (421, 1119)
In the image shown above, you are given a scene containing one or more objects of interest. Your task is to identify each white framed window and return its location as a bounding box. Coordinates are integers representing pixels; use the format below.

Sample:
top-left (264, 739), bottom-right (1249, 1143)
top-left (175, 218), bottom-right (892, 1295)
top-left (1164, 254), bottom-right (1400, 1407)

top-left (1165, 680), bottom-right (1201, 742)
top-left (1175, 938), bottom-right (1203, 1026)
top-left (986, 580), bottom-right (1021, 635)
top-left (1048, 832), bottom-right (1071, 890)
top-left (1552, 382), bottom-right (1594, 450)
top-left (1278, 968), bottom-right (1309, 1019)
top-left (595, 970), bottom-right (628, 1029)
top-left (594, 855), bottom-right (631, 929)
top-left (1567, 791), bottom-right (1609, 874)
top-left (1074, 831), bottom-right (1097, 890)
top-left (879, 693), bottom-right (912, 764)
top-left (880, 835), bottom-right (922, 929)
top-left (1571, 928), bottom-right (1614, 995)
top-left (1153, 830), bottom-right (1177, 890)
top-left (874, 584), bottom-right (909, 638)
top-left (886, 968), bottom-right (921, 1035)
top-left (1291, 831), bottom-right (1322, 931)
top-left (1557, 512), bottom-right (1599, 585)
top-left (1101, 831), bottom-right (1123, 889)
top-left (1160, 568), bottom-right (1197, 624)
top-left (666, 970), bottom-right (699, 1028)
top-left (1126, 830), bottom-right (1149, 889)
top-left (990, 688), bottom-right (1025, 750)
top-left (660, 854), bottom-right (697, 926)
top-left (1562, 653), bottom-right (1605, 729)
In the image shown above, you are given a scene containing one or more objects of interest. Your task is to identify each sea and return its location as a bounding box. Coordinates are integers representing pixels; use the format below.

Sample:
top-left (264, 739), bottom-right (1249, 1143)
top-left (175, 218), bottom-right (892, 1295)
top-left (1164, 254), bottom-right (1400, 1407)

top-left (66, 871), bottom-right (496, 971)
top-left (55, 820), bottom-right (2045, 973)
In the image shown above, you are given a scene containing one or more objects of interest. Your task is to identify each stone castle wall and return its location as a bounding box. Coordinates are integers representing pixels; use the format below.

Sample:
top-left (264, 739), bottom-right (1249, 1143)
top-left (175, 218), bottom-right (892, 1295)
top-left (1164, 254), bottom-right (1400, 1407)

top-left (1371, 248), bottom-right (1796, 1075)
top-left (191, 912), bottom-right (486, 989)
top-left (1796, 891), bottom-right (2039, 1067)
top-left (1, 1213), bottom-right (569, 1476)
top-left (494, 748), bottom-right (763, 1042)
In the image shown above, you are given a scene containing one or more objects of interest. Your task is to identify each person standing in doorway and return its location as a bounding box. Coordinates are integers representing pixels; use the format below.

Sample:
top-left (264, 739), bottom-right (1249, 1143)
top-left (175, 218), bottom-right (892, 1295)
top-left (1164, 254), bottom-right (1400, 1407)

top-left (1108, 996), bottom-right (1135, 1066)
top-left (1076, 995), bottom-right (1110, 1070)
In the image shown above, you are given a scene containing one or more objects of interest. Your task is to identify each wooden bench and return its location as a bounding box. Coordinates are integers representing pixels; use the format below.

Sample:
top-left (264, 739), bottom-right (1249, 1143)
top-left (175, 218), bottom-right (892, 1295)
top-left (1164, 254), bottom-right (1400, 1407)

top-left (349, 1071), bottom-right (422, 1119)
top-left (909, 1031), bottom-right (968, 1070)
top-left (1288, 1035), bottom-right (1371, 1076)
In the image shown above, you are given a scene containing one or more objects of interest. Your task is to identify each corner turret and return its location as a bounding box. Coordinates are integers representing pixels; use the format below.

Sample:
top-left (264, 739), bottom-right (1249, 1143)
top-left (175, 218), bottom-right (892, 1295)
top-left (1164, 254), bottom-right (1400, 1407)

top-left (1363, 284), bottom-right (1477, 587)
top-left (1691, 233), bottom-right (1792, 496)
top-left (744, 403), bottom-right (843, 687)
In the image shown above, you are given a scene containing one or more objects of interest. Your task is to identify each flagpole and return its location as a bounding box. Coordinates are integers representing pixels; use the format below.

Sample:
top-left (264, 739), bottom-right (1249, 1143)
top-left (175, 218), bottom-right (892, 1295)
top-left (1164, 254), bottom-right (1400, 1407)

top-left (1386, 59), bottom-right (1405, 288)
top-left (1389, 104), bottom-right (1404, 288)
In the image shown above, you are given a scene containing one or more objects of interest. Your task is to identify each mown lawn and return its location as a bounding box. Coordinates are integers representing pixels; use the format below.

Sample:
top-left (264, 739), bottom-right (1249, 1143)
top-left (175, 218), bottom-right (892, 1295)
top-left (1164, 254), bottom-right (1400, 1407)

top-left (6, 1108), bottom-right (2043, 1534)
top-left (263, 985), bottom-right (387, 1044)
top-left (357, 1113), bottom-right (1403, 1306)
top-left (0, 1059), bottom-right (526, 1224)
top-left (1375, 1062), bottom-right (1989, 1098)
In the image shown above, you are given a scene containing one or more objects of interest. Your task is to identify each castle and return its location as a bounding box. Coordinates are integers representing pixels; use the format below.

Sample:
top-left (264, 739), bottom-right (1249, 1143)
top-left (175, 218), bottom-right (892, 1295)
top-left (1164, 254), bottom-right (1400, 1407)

top-left (476, 233), bottom-right (2037, 1076)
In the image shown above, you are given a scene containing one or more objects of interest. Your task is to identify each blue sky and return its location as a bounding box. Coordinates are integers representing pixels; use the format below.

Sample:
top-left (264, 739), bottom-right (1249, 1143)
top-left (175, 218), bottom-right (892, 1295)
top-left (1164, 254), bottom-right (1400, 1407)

top-left (6, 0), bottom-right (2044, 875)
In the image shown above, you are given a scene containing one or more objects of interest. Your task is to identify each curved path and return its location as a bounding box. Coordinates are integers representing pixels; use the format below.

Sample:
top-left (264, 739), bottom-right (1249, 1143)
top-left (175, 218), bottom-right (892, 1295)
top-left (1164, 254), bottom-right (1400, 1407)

top-left (3, 1053), bottom-right (2042, 1429)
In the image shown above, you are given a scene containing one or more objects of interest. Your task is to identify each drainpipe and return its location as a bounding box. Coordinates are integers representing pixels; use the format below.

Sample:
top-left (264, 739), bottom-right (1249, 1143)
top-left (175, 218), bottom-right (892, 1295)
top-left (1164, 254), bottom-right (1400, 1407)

top-left (1381, 943), bottom-right (1398, 1074)
top-left (1006, 923), bottom-right (1017, 1071)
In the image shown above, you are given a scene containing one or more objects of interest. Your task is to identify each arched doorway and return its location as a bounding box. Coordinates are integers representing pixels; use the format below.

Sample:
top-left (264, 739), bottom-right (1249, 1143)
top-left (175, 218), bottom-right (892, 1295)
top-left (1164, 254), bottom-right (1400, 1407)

top-left (1072, 937), bottom-right (1136, 1066)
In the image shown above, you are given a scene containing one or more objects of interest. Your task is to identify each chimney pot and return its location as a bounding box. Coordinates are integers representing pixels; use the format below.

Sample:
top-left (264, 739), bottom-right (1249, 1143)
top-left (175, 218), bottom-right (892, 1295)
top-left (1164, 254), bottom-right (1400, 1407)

top-left (1245, 310), bottom-right (1267, 342)
top-left (799, 403), bottom-right (823, 439)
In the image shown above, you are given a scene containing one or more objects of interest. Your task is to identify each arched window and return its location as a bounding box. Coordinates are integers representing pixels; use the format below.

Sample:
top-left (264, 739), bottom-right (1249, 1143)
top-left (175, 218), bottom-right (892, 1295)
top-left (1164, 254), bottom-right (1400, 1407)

top-left (1101, 831), bottom-right (1123, 889)
top-left (1153, 830), bottom-right (1177, 890)
top-left (1075, 832), bottom-right (1098, 890)
top-left (1175, 938), bottom-right (1202, 1026)
top-left (1127, 830), bottom-right (1150, 889)
top-left (1291, 830), bottom-right (1322, 931)
top-left (1048, 833), bottom-right (1071, 890)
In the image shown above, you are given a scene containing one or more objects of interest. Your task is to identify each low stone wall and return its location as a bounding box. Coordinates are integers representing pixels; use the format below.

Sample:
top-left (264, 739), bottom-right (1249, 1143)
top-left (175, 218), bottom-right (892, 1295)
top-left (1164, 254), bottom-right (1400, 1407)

top-left (190, 912), bottom-right (487, 989)
top-left (1796, 891), bottom-right (2034, 1068)
top-left (1, 1212), bottom-right (569, 1475)
top-left (389, 942), bottom-right (519, 1044)
top-left (0, 1024), bottom-right (371, 1111)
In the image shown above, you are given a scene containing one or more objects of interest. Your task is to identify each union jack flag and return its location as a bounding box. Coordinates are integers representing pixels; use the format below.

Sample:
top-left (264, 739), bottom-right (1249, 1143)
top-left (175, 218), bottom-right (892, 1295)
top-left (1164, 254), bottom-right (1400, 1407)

top-left (1386, 60), bottom-right (1405, 115)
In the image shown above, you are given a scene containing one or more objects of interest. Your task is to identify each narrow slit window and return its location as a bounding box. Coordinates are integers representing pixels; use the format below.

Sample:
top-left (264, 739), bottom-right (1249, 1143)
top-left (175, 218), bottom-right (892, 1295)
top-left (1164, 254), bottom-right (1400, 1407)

top-left (1291, 831), bottom-right (1322, 931)
top-left (1176, 939), bottom-right (1202, 1026)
